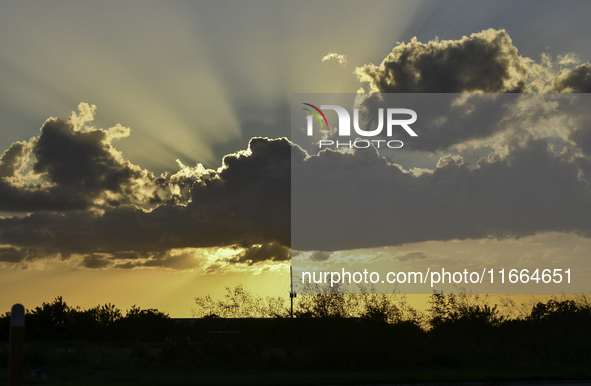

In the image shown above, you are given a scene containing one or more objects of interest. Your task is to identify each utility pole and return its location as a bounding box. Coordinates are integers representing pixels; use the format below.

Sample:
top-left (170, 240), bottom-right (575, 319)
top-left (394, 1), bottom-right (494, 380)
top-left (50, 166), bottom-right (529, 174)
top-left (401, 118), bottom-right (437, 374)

top-left (290, 266), bottom-right (296, 318)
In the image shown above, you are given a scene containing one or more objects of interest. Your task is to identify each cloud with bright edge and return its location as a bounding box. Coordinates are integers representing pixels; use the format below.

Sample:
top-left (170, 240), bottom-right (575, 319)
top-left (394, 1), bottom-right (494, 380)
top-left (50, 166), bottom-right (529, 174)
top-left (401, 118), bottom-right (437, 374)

top-left (1, 29), bottom-right (591, 274)
top-left (322, 52), bottom-right (348, 65)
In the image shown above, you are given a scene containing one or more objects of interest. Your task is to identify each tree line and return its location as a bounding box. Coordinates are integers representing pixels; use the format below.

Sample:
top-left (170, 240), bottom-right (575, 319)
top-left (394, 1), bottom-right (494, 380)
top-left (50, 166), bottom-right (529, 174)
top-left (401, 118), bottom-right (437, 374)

top-left (193, 284), bottom-right (591, 327)
top-left (1, 287), bottom-right (590, 377)
top-left (0, 296), bottom-right (172, 341)
top-left (1, 286), bottom-right (590, 341)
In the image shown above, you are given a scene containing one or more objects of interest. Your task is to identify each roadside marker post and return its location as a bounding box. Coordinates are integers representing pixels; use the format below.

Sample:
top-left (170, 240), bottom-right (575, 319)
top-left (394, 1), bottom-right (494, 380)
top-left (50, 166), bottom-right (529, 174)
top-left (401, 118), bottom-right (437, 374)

top-left (9, 304), bottom-right (24, 386)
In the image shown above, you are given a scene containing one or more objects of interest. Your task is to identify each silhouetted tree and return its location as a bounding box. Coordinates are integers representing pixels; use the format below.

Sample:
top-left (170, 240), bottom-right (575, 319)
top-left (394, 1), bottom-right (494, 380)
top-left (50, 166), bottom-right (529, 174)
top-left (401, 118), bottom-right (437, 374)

top-left (429, 291), bottom-right (504, 328)
top-left (193, 284), bottom-right (287, 318)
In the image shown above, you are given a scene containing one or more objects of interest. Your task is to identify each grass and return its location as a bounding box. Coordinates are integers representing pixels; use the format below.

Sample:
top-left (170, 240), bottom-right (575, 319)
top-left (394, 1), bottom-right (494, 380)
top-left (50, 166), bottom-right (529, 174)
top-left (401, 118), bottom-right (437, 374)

top-left (1, 339), bottom-right (590, 385)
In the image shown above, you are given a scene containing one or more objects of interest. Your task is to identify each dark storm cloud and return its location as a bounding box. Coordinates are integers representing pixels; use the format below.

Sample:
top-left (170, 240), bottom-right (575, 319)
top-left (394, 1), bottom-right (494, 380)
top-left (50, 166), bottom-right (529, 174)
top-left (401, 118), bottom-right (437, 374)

top-left (356, 29), bottom-right (528, 94)
top-left (346, 29), bottom-right (564, 152)
top-left (82, 254), bottom-right (112, 269)
top-left (2, 129), bottom-right (591, 261)
top-left (4, 128), bottom-right (591, 259)
top-left (0, 247), bottom-right (26, 263)
top-left (551, 64), bottom-right (591, 93)
top-left (0, 179), bottom-right (90, 212)
top-left (0, 142), bottom-right (25, 177)
top-left (0, 139), bottom-right (90, 211)
top-left (231, 242), bottom-right (291, 265)
top-left (0, 104), bottom-right (156, 212)
top-left (341, 29), bottom-right (591, 157)
top-left (291, 138), bottom-right (591, 251)
top-left (32, 117), bottom-right (144, 201)
top-left (189, 137), bottom-right (291, 239)
top-left (0, 137), bottom-right (292, 267)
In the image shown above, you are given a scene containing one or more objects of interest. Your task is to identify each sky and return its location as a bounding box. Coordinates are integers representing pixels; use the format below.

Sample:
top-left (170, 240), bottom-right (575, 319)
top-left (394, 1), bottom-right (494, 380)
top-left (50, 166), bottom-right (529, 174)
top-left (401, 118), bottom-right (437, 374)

top-left (1, 0), bottom-right (590, 317)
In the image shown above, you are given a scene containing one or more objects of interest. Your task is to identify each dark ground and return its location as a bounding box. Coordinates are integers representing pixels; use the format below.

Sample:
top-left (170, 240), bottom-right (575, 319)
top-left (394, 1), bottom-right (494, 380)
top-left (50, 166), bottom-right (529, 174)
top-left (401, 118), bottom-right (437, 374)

top-left (1, 317), bottom-right (590, 385)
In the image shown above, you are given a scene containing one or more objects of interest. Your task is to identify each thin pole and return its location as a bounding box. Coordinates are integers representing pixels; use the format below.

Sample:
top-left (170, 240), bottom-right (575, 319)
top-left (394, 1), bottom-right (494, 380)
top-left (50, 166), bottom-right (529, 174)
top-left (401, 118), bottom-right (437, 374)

top-left (290, 266), bottom-right (294, 318)
top-left (9, 304), bottom-right (25, 386)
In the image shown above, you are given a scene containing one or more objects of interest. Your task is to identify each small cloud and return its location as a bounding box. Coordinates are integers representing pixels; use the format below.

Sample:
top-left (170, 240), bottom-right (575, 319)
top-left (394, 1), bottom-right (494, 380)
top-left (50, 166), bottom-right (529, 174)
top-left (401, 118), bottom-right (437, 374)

top-left (322, 52), bottom-right (348, 65)
top-left (396, 251), bottom-right (428, 262)
top-left (230, 242), bottom-right (290, 266)
top-left (557, 53), bottom-right (580, 66)
top-left (0, 247), bottom-right (26, 263)
top-left (82, 254), bottom-right (113, 269)
top-left (310, 251), bottom-right (332, 262)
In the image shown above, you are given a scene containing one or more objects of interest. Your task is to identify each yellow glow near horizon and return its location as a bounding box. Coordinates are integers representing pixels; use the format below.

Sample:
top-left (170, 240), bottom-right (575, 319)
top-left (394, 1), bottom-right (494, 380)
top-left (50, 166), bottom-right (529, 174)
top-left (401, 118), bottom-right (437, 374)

top-left (0, 257), bottom-right (571, 319)
top-left (0, 264), bottom-right (292, 318)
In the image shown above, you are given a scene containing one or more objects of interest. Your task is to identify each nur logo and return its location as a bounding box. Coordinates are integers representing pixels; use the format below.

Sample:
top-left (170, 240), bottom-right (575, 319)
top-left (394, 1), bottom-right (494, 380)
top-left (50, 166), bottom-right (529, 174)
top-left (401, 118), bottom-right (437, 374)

top-left (302, 103), bottom-right (418, 149)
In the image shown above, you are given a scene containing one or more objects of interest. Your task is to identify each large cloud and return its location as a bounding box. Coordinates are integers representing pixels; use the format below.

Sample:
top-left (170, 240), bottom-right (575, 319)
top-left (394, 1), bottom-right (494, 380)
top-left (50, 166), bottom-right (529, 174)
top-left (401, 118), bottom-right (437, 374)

top-left (2, 108), bottom-right (591, 264)
top-left (355, 28), bottom-right (591, 97)
top-left (0, 134), bottom-right (292, 269)
top-left (346, 29), bottom-right (591, 153)
top-left (291, 135), bottom-right (591, 251)
top-left (0, 103), bottom-right (156, 212)
top-left (355, 29), bottom-right (529, 94)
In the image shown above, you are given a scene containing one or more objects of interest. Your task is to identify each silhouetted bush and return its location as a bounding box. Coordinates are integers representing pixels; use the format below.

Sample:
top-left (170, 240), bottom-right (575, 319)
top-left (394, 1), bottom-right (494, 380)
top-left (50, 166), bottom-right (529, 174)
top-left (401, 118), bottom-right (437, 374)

top-left (428, 291), bottom-right (505, 329)
top-left (528, 298), bottom-right (591, 321)
top-left (1, 297), bottom-right (174, 341)
top-left (113, 306), bottom-right (175, 341)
